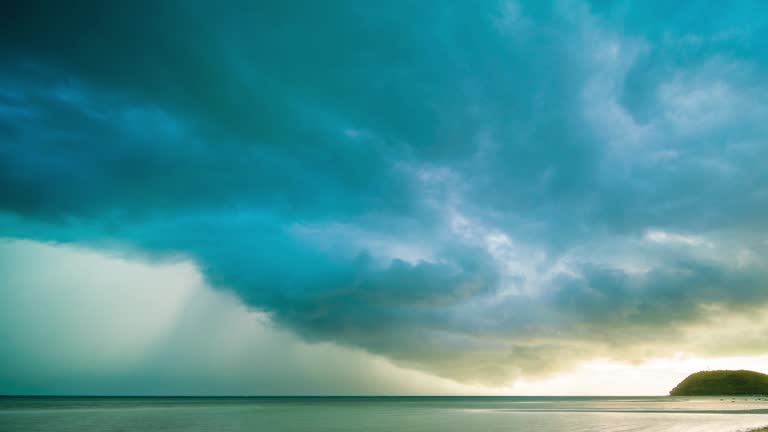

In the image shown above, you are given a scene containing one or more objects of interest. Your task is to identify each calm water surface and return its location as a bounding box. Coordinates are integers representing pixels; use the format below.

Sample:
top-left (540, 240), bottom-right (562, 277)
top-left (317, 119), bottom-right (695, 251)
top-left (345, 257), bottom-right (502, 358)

top-left (1, 396), bottom-right (767, 432)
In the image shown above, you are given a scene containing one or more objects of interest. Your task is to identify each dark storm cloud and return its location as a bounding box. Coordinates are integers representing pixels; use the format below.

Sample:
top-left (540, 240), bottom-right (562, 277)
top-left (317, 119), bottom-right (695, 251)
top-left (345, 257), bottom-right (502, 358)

top-left (2, 0), bottom-right (768, 382)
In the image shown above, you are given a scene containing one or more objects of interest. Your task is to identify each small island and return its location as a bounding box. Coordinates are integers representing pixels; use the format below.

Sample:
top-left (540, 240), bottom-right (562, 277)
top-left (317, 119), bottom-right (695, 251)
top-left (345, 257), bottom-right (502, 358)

top-left (670, 370), bottom-right (768, 396)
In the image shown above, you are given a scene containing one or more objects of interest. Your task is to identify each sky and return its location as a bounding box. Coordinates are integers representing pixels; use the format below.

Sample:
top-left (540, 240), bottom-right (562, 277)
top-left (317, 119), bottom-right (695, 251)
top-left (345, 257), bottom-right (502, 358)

top-left (1, 0), bottom-right (768, 395)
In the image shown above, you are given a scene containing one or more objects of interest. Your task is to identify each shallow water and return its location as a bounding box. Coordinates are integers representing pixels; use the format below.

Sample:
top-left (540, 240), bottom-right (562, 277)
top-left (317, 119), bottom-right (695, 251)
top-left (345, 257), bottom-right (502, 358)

top-left (1, 396), bottom-right (767, 432)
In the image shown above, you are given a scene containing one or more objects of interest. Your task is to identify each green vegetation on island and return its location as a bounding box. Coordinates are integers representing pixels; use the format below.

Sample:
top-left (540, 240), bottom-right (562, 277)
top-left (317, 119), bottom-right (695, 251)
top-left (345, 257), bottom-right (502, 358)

top-left (670, 370), bottom-right (768, 396)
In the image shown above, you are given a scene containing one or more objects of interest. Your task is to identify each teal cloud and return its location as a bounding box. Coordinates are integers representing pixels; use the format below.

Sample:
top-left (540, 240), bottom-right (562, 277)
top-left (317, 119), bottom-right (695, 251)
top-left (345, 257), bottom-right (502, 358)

top-left (2, 0), bottom-right (768, 383)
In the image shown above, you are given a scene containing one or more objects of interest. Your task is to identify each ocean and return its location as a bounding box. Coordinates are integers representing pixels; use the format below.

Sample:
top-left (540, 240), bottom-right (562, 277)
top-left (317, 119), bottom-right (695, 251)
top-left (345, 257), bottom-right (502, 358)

top-left (1, 396), bottom-right (766, 431)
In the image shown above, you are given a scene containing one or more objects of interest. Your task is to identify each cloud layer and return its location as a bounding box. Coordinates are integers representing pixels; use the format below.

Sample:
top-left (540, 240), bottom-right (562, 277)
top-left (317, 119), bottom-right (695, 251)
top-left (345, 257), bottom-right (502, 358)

top-left (0, 239), bottom-right (495, 395)
top-left (2, 0), bottom-right (768, 384)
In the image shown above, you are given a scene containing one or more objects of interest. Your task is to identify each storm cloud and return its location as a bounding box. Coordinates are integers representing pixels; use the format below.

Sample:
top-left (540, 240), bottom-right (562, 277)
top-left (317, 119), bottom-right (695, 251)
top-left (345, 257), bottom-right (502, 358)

top-left (2, 0), bottom-right (768, 384)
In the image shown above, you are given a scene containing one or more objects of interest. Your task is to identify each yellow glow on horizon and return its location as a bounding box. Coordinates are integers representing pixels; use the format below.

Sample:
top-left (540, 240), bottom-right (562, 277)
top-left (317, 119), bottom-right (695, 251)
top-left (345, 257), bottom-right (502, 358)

top-left (504, 355), bottom-right (768, 396)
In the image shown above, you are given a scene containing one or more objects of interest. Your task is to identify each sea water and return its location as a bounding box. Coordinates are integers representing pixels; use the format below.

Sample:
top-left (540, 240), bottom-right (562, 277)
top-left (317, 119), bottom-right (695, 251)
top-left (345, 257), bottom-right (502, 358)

top-left (1, 396), bottom-right (767, 431)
